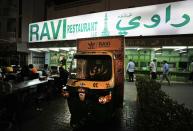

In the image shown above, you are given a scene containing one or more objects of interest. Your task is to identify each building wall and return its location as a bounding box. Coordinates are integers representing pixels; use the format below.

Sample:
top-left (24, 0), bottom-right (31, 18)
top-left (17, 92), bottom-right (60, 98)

top-left (47, 0), bottom-right (106, 19)
top-left (22, 0), bottom-right (45, 43)
top-left (21, 0), bottom-right (46, 65)
top-left (109, 0), bottom-right (181, 10)
top-left (47, 0), bottom-right (181, 20)
top-left (0, 0), bottom-right (18, 41)
top-left (0, 0), bottom-right (46, 66)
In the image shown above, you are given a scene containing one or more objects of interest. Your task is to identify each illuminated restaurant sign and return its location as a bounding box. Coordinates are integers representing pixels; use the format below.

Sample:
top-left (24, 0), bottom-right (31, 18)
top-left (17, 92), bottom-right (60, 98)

top-left (29, 0), bottom-right (193, 43)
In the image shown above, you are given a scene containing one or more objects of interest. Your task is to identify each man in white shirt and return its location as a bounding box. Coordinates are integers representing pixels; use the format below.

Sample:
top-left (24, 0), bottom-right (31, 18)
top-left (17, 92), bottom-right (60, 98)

top-left (149, 59), bottom-right (157, 80)
top-left (127, 59), bottom-right (135, 82)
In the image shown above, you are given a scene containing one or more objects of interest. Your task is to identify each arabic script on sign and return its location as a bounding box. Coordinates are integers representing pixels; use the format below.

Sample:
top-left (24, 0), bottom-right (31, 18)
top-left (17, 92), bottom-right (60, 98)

top-left (116, 5), bottom-right (190, 35)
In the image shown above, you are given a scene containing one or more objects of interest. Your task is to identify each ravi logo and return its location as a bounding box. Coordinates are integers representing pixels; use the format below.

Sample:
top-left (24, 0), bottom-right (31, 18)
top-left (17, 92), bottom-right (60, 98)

top-left (29, 19), bottom-right (67, 42)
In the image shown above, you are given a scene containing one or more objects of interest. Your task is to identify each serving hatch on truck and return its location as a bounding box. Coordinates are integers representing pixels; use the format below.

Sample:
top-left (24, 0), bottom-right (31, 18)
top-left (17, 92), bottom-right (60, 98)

top-left (62, 36), bottom-right (124, 129)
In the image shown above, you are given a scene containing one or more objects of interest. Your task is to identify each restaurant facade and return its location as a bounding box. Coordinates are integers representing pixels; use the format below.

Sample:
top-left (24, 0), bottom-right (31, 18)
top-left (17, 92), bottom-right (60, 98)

top-left (28, 0), bottom-right (193, 81)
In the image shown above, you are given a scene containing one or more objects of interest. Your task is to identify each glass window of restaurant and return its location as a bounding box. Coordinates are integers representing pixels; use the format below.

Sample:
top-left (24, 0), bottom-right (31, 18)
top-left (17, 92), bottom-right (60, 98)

top-left (124, 37), bottom-right (193, 82)
top-left (29, 47), bottom-right (77, 71)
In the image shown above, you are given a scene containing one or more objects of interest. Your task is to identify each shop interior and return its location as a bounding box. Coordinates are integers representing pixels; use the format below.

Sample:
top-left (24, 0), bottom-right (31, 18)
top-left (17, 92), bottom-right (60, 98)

top-left (29, 47), bottom-right (76, 71)
top-left (125, 46), bottom-right (193, 81)
top-left (28, 45), bottom-right (193, 82)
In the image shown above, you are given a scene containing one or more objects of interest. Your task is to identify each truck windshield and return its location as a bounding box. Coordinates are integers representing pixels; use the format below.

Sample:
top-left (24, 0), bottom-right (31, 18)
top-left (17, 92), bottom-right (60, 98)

top-left (69, 55), bottom-right (112, 81)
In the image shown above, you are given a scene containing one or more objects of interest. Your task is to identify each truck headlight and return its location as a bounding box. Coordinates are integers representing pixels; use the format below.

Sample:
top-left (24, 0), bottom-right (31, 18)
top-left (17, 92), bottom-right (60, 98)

top-left (78, 88), bottom-right (86, 101)
top-left (61, 85), bottom-right (69, 98)
top-left (98, 92), bottom-right (112, 104)
top-left (79, 92), bottom-right (86, 101)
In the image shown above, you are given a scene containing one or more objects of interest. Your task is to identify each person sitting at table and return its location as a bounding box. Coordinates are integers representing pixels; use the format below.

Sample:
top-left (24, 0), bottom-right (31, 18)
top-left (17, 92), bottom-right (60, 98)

top-left (3, 65), bottom-right (16, 81)
top-left (42, 64), bottom-right (50, 77)
top-left (28, 64), bottom-right (39, 80)
top-left (5, 65), bottom-right (13, 73)
top-left (29, 64), bottom-right (37, 74)
top-left (20, 65), bottom-right (30, 80)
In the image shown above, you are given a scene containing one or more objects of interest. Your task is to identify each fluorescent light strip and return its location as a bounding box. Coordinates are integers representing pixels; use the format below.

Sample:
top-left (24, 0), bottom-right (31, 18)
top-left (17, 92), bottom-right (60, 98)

top-left (179, 50), bottom-right (187, 53)
top-left (29, 48), bottom-right (41, 52)
top-left (49, 48), bottom-right (59, 52)
top-left (154, 48), bottom-right (161, 51)
top-left (162, 46), bottom-right (187, 49)
top-left (39, 48), bottom-right (49, 52)
top-left (60, 47), bottom-right (77, 51)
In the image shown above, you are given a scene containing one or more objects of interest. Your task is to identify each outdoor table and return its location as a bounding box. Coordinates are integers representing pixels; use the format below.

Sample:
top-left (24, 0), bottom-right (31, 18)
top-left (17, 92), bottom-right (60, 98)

top-left (13, 78), bottom-right (48, 90)
top-left (0, 78), bottom-right (50, 130)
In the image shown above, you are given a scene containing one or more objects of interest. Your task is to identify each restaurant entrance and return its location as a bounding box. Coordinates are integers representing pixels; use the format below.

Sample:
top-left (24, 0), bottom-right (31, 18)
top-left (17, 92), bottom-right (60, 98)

top-left (124, 35), bottom-right (193, 82)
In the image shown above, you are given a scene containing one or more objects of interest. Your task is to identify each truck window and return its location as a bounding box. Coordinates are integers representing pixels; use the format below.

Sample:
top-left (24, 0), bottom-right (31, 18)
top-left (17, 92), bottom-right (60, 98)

top-left (69, 55), bottom-right (112, 81)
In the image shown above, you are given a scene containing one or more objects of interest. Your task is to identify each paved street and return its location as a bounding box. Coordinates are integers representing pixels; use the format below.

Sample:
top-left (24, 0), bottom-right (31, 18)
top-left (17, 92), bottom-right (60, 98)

top-left (19, 81), bottom-right (137, 131)
top-left (3, 80), bottom-right (193, 131)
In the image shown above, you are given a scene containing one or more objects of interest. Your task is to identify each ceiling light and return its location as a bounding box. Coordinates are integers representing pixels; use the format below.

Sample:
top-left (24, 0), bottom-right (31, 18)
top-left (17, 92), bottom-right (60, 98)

top-left (137, 48), bottom-right (141, 51)
top-left (175, 47), bottom-right (187, 51)
top-left (49, 48), bottom-right (59, 52)
top-left (162, 46), bottom-right (186, 49)
top-left (29, 48), bottom-right (41, 52)
top-left (179, 50), bottom-right (187, 53)
top-left (154, 48), bottom-right (161, 51)
top-left (155, 52), bottom-right (162, 55)
top-left (39, 48), bottom-right (49, 52)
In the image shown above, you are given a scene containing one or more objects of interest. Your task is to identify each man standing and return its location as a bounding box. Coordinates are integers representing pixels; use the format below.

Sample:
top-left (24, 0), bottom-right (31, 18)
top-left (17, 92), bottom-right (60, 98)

top-left (189, 60), bottom-right (193, 82)
top-left (149, 59), bottom-right (157, 80)
top-left (127, 59), bottom-right (135, 82)
top-left (60, 56), bottom-right (67, 69)
top-left (160, 60), bottom-right (170, 86)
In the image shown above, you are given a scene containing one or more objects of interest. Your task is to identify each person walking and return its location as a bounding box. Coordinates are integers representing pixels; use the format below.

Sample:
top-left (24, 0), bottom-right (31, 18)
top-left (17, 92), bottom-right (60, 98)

top-left (189, 60), bottom-right (193, 83)
top-left (149, 59), bottom-right (157, 80)
top-left (58, 66), bottom-right (69, 94)
top-left (160, 60), bottom-right (170, 86)
top-left (126, 59), bottom-right (135, 82)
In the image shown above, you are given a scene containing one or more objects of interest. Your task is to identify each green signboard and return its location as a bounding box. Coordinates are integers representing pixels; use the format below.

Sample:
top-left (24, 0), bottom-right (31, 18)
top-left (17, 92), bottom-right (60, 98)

top-left (29, 1), bottom-right (193, 43)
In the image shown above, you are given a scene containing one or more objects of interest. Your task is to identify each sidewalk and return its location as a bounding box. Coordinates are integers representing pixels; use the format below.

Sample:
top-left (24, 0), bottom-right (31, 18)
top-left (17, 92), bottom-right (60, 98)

top-left (161, 81), bottom-right (193, 110)
top-left (121, 81), bottom-right (137, 131)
